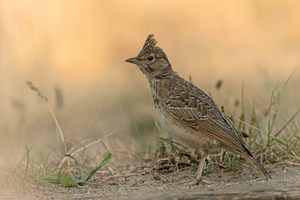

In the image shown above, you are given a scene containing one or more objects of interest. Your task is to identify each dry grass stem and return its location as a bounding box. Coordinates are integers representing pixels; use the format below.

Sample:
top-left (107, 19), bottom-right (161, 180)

top-left (273, 110), bottom-right (300, 138)
top-left (291, 150), bottom-right (300, 162)
top-left (58, 130), bottom-right (117, 168)
top-left (285, 161), bottom-right (300, 166)
top-left (26, 81), bottom-right (48, 102)
top-left (26, 81), bottom-right (67, 155)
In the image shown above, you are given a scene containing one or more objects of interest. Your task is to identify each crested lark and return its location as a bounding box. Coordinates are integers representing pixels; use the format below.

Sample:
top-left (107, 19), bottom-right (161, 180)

top-left (125, 34), bottom-right (271, 181)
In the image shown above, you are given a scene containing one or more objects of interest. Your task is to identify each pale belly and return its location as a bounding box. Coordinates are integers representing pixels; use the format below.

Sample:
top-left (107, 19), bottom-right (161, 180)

top-left (155, 106), bottom-right (218, 152)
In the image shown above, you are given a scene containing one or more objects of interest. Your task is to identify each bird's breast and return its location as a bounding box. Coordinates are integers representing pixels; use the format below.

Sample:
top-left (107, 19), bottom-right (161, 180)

top-left (155, 103), bottom-right (217, 152)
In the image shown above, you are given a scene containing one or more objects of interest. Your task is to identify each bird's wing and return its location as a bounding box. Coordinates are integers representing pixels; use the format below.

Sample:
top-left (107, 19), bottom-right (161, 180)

top-left (165, 79), bottom-right (247, 153)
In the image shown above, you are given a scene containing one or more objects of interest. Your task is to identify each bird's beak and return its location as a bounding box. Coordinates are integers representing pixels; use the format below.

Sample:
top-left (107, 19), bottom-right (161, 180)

top-left (125, 57), bottom-right (140, 65)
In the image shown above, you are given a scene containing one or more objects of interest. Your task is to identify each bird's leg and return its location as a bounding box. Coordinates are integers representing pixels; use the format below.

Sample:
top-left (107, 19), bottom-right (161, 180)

top-left (180, 151), bottom-right (211, 186)
top-left (196, 151), bottom-right (208, 180)
top-left (219, 148), bottom-right (226, 162)
top-left (178, 150), bottom-right (215, 186)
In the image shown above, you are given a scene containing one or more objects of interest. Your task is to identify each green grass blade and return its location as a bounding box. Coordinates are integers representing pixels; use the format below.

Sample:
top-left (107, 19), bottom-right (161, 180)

top-left (85, 153), bottom-right (112, 183)
top-left (65, 154), bottom-right (85, 184)
top-left (42, 172), bottom-right (78, 187)
top-left (42, 175), bottom-right (61, 183)
top-left (59, 172), bottom-right (78, 187)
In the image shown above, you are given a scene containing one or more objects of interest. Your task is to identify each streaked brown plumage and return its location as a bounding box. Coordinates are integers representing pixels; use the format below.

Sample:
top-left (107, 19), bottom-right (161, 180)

top-left (125, 34), bottom-right (271, 180)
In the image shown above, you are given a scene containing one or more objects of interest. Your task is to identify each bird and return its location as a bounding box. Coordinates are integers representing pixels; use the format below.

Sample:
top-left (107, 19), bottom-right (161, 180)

top-left (125, 34), bottom-right (271, 182)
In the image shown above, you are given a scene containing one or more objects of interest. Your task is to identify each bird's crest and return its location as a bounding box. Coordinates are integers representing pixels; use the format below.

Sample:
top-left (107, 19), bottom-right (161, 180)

top-left (138, 34), bottom-right (157, 57)
top-left (138, 34), bottom-right (168, 61)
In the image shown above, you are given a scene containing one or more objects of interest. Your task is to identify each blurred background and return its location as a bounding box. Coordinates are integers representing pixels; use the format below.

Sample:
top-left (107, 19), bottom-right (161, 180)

top-left (0, 0), bottom-right (299, 168)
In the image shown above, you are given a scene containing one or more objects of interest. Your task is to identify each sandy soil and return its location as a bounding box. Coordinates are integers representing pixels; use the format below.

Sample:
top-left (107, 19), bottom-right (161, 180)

top-left (3, 160), bottom-right (300, 200)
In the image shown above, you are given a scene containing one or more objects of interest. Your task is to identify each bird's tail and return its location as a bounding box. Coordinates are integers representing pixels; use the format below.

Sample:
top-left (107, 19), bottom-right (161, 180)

top-left (246, 154), bottom-right (272, 180)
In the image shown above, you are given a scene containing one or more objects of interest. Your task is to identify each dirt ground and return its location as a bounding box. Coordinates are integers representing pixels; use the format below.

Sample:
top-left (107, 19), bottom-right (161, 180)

top-left (2, 160), bottom-right (300, 200)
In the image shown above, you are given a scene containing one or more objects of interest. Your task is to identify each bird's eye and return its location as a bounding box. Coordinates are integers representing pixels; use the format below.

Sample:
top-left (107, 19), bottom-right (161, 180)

top-left (147, 56), bottom-right (154, 61)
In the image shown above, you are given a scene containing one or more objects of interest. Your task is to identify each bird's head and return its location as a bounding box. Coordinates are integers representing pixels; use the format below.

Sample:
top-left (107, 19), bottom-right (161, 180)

top-left (125, 34), bottom-right (173, 79)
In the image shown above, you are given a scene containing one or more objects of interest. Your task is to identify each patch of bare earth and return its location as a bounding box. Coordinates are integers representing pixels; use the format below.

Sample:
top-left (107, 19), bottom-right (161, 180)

top-left (4, 161), bottom-right (300, 200)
